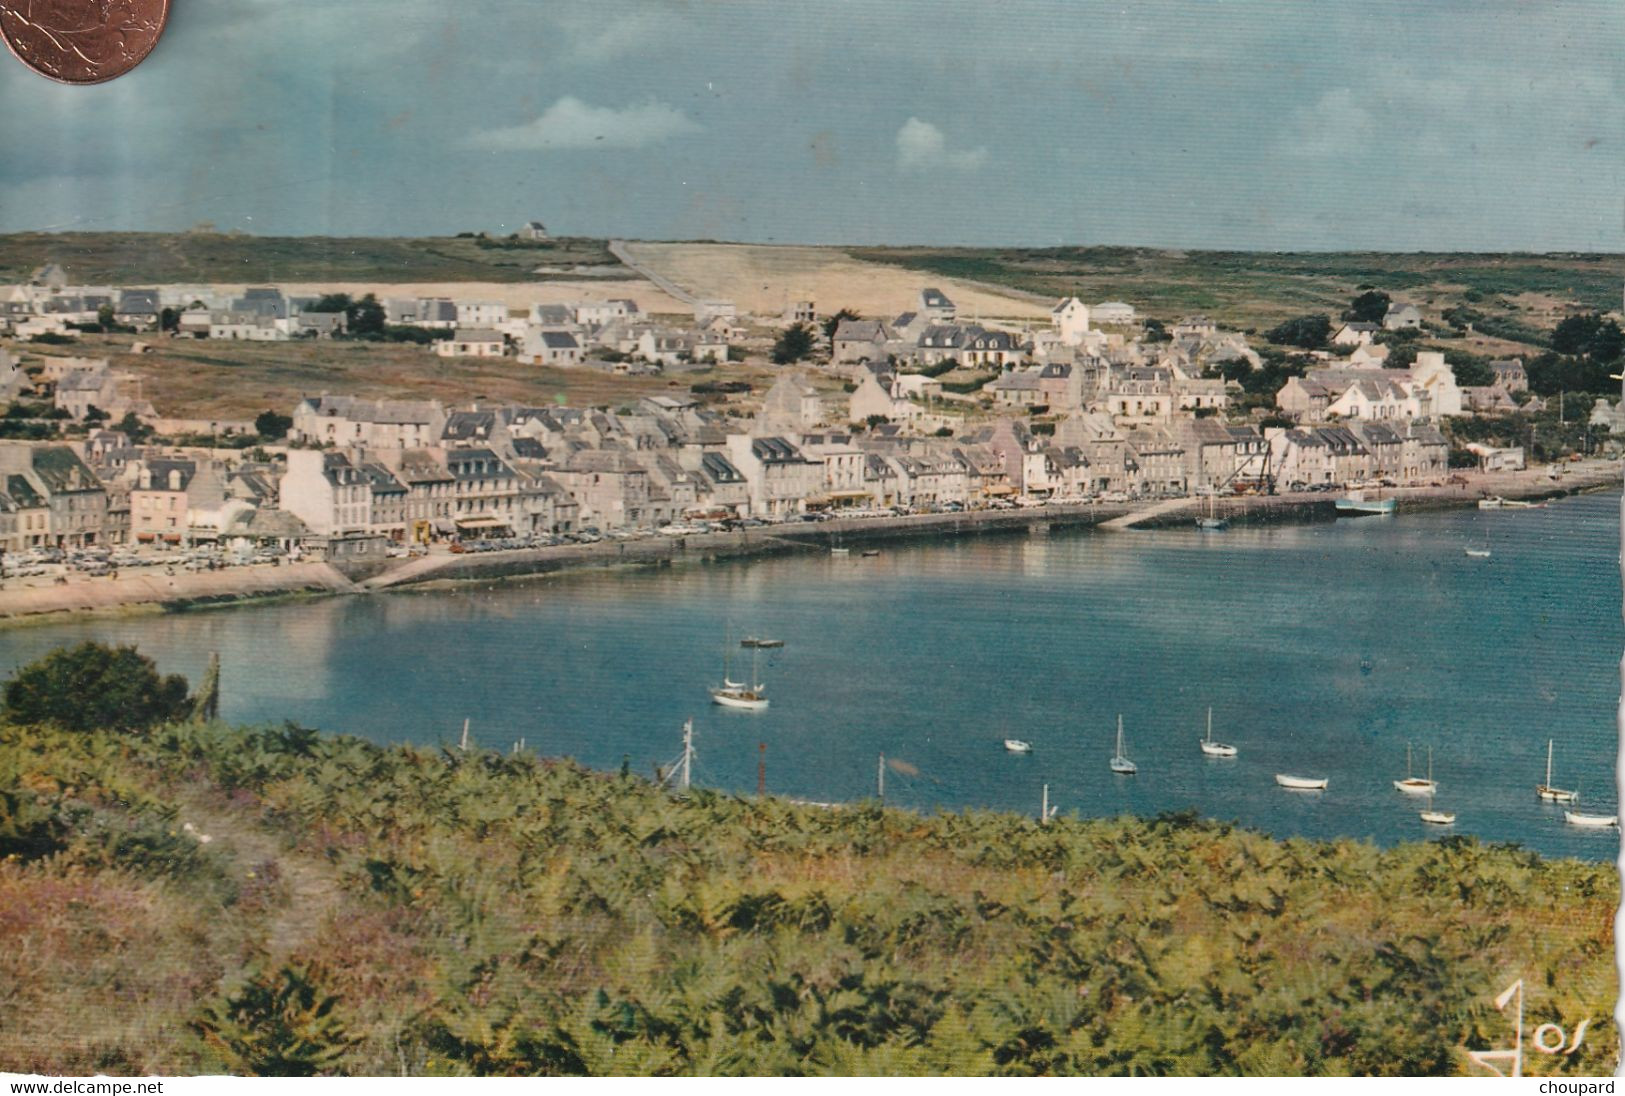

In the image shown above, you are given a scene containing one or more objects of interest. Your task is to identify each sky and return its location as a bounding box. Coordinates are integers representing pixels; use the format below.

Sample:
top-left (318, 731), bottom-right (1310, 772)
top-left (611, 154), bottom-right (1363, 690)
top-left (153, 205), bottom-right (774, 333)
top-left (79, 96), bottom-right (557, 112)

top-left (1, 0), bottom-right (1623, 251)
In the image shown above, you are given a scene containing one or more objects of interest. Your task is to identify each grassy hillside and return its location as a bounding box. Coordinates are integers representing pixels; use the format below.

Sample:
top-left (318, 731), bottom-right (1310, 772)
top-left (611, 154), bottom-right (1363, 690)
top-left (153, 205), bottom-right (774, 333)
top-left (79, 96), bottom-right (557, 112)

top-left (848, 246), bottom-right (1624, 337)
top-left (1, 719), bottom-right (1614, 1076)
top-left (0, 233), bottom-right (619, 285)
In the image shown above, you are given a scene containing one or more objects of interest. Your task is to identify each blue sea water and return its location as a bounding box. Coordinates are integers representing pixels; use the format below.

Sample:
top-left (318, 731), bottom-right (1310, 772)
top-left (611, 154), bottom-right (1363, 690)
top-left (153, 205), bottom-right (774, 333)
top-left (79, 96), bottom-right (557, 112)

top-left (3, 492), bottom-right (1619, 860)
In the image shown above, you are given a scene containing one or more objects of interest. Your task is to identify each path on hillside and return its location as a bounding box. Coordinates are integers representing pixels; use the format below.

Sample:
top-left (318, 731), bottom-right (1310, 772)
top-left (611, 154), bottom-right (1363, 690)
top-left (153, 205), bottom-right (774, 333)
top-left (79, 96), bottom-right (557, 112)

top-left (177, 788), bottom-right (346, 962)
top-left (609, 240), bottom-right (699, 305)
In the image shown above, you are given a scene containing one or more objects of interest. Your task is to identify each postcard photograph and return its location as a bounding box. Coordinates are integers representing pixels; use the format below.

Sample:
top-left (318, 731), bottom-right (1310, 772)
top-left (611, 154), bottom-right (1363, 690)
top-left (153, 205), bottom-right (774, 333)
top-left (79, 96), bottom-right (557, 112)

top-left (0, 0), bottom-right (1619, 1079)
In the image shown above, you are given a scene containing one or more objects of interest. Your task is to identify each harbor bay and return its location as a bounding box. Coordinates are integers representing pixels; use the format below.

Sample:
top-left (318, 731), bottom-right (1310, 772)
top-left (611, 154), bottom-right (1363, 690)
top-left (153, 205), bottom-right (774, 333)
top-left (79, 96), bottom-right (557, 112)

top-left (3, 491), bottom-right (1617, 861)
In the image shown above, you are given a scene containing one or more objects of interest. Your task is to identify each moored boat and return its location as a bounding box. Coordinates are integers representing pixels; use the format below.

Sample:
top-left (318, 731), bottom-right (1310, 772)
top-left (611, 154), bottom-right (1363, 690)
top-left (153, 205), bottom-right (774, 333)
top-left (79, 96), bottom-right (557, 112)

top-left (1004, 738), bottom-right (1032, 754)
top-left (1564, 809), bottom-right (1618, 828)
top-left (1198, 706), bottom-right (1236, 757)
top-left (1335, 491), bottom-right (1397, 516)
top-left (1393, 743), bottom-right (1437, 796)
top-left (1535, 738), bottom-right (1577, 803)
top-left (1110, 715), bottom-right (1137, 775)
top-left (1276, 773), bottom-right (1328, 791)
top-left (740, 637), bottom-right (784, 648)
top-left (1478, 496), bottom-right (1505, 510)
top-left (710, 637), bottom-right (769, 711)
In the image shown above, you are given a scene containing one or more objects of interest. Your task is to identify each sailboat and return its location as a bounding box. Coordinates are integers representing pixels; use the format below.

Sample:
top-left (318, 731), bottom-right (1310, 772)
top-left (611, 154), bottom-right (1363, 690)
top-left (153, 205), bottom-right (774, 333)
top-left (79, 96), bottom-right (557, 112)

top-left (1109, 715), bottom-right (1137, 775)
top-left (1199, 707), bottom-right (1237, 757)
top-left (709, 638), bottom-right (769, 711)
top-left (1393, 743), bottom-right (1438, 795)
top-left (1195, 490), bottom-right (1229, 531)
top-left (1465, 523), bottom-right (1491, 558)
top-left (1420, 786), bottom-right (1456, 826)
top-left (1004, 738), bottom-right (1033, 754)
top-left (1535, 738), bottom-right (1577, 803)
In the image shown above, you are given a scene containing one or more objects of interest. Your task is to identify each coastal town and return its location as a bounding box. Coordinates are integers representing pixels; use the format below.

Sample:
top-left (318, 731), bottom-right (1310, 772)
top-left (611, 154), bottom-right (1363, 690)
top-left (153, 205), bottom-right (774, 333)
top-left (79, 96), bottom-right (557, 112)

top-left (0, 257), bottom-right (1617, 589)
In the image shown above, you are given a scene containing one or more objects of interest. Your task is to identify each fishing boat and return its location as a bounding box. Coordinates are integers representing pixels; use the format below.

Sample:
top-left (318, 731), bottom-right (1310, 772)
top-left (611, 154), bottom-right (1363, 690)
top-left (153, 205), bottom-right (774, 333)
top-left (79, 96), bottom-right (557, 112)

top-left (1109, 715), bottom-right (1137, 775)
top-left (1563, 809), bottom-right (1618, 828)
top-left (1535, 738), bottom-right (1578, 803)
top-left (1275, 773), bottom-right (1328, 791)
top-left (1477, 496), bottom-right (1505, 510)
top-left (740, 637), bottom-right (784, 649)
top-left (1502, 498), bottom-right (1546, 510)
top-left (709, 640), bottom-right (769, 711)
top-left (1199, 707), bottom-right (1237, 757)
top-left (1393, 743), bottom-right (1437, 796)
top-left (830, 547), bottom-right (851, 556)
top-left (1464, 546), bottom-right (1492, 558)
top-left (1335, 489), bottom-right (1396, 516)
top-left (1004, 739), bottom-right (1033, 754)
top-left (861, 549), bottom-right (882, 557)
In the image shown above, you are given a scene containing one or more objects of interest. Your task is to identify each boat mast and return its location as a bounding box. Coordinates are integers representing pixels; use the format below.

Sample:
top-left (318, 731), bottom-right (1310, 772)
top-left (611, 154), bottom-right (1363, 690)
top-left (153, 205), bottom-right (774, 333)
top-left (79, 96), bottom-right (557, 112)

top-left (1206, 707), bottom-right (1212, 744)
top-left (679, 719), bottom-right (693, 792)
top-left (1546, 738), bottom-right (1554, 786)
top-left (1041, 783), bottom-right (1048, 824)
top-left (1116, 714), bottom-right (1125, 757)
top-left (878, 753), bottom-right (885, 803)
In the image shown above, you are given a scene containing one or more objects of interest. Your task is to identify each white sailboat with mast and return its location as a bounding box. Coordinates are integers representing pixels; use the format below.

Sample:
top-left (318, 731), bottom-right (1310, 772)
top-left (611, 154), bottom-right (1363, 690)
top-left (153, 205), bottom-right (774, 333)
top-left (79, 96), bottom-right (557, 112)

top-left (709, 634), bottom-right (769, 711)
top-left (1199, 706), bottom-right (1236, 757)
top-left (1535, 738), bottom-right (1577, 802)
top-left (1110, 714), bottom-right (1137, 775)
top-left (1393, 743), bottom-right (1437, 796)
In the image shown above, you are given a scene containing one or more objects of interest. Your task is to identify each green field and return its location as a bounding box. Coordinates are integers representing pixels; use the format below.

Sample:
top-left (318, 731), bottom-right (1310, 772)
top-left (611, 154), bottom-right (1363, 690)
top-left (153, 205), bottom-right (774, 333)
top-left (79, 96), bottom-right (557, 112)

top-left (848, 246), bottom-right (1625, 336)
top-left (2, 713), bottom-right (1614, 1076)
top-left (0, 233), bottom-right (620, 285)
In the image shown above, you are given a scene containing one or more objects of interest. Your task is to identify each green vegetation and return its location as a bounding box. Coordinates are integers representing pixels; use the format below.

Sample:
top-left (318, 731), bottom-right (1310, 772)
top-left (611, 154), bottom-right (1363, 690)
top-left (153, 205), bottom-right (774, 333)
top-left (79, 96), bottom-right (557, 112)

top-left (0, 232), bottom-right (619, 285)
top-left (3, 642), bottom-right (191, 733)
top-left (1344, 290), bottom-right (1391, 324)
top-left (772, 322), bottom-right (817, 365)
top-left (0, 651), bottom-right (1614, 1076)
top-left (1264, 315), bottom-right (1331, 350)
top-left (848, 245), bottom-right (1623, 339)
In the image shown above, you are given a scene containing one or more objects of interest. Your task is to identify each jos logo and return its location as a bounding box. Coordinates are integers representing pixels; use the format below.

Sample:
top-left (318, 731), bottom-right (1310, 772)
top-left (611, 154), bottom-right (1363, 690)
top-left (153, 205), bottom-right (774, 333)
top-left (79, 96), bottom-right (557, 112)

top-left (1468, 979), bottom-right (1590, 1077)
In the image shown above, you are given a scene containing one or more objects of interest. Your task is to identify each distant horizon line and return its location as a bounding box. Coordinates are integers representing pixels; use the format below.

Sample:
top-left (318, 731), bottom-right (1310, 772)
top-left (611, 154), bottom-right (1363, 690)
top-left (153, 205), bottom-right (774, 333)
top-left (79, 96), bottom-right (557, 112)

top-left (2, 228), bottom-right (1623, 259)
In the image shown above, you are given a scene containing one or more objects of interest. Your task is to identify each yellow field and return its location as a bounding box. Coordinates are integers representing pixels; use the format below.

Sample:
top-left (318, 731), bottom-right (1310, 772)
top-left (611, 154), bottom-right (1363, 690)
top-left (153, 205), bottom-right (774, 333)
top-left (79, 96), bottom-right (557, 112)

top-left (616, 242), bottom-right (1053, 321)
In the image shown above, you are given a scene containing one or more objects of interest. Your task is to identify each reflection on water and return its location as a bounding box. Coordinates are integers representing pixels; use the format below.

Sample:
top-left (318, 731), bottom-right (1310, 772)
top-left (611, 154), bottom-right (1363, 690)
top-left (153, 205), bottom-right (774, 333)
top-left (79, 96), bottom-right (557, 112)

top-left (0, 494), bottom-right (1617, 860)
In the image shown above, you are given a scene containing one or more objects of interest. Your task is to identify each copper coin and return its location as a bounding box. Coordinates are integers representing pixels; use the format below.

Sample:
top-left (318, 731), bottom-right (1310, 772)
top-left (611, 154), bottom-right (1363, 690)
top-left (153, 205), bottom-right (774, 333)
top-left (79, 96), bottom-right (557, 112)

top-left (0, 0), bottom-right (169, 85)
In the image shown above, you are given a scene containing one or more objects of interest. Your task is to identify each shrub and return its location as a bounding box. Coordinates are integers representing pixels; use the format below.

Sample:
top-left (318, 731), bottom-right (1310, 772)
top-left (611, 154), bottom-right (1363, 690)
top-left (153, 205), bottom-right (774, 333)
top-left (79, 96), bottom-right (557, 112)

top-left (3, 643), bottom-right (191, 734)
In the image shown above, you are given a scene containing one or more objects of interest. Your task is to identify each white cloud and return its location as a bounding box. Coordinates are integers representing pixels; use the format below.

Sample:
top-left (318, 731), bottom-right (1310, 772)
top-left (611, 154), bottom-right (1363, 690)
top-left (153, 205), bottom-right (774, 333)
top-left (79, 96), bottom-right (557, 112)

top-left (559, 8), bottom-right (687, 62)
top-left (895, 118), bottom-right (987, 172)
top-left (469, 96), bottom-right (701, 151)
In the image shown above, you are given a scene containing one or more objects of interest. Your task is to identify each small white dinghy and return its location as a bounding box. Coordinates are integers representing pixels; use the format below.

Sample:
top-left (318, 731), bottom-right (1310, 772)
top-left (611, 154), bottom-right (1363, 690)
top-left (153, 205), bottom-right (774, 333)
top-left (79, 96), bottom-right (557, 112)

top-left (1275, 774), bottom-right (1328, 791)
top-left (1564, 809), bottom-right (1618, 829)
top-left (1004, 739), bottom-right (1032, 754)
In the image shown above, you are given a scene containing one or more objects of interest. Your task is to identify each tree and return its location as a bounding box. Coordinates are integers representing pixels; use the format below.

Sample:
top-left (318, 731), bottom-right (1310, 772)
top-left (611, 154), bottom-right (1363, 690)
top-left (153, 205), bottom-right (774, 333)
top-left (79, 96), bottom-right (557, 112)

top-left (3, 642), bottom-right (191, 733)
top-left (1142, 318), bottom-right (1171, 343)
top-left (1442, 350), bottom-right (1493, 387)
top-left (821, 308), bottom-right (860, 341)
top-left (1264, 315), bottom-right (1331, 350)
top-left (159, 307), bottom-right (180, 333)
top-left (117, 411), bottom-right (154, 443)
top-left (1345, 290), bottom-right (1390, 324)
top-left (83, 405), bottom-right (109, 423)
top-left (346, 294), bottom-right (387, 338)
top-left (255, 410), bottom-right (293, 440)
top-left (96, 303), bottom-right (116, 329)
top-left (308, 293), bottom-right (352, 314)
top-left (772, 322), bottom-right (815, 365)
